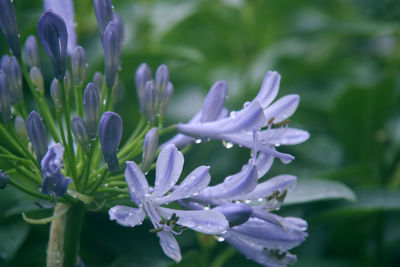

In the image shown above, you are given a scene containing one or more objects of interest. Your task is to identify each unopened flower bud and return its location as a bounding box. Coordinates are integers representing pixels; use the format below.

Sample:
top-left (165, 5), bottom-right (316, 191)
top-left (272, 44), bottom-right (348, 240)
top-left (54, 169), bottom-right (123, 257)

top-left (99, 111), bottom-right (122, 171)
top-left (141, 127), bottom-right (159, 173)
top-left (71, 46), bottom-right (87, 86)
top-left (135, 63), bottom-right (152, 113)
top-left (144, 81), bottom-right (157, 122)
top-left (37, 10), bottom-right (68, 79)
top-left (14, 116), bottom-right (28, 142)
top-left (50, 79), bottom-right (63, 111)
top-left (93, 71), bottom-right (104, 90)
top-left (155, 64), bottom-right (169, 97)
top-left (200, 81), bottom-right (227, 123)
top-left (0, 0), bottom-right (21, 57)
top-left (103, 21), bottom-right (121, 89)
top-left (213, 203), bottom-right (252, 227)
top-left (24, 35), bottom-right (40, 68)
top-left (29, 66), bottom-right (44, 95)
top-left (0, 70), bottom-right (11, 122)
top-left (71, 116), bottom-right (89, 153)
top-left (26, 111), bottom-right (48, 163)
top-left (159, 82), bottom-right (173, 117)
top-left (0, 170), bottom-right (9, 189)
top-left (83, 83), bottom-right (100, 138)
top-left (1, 55), bottom-right (22, 104)
top-left (94, 0), bottom-right (113, 40)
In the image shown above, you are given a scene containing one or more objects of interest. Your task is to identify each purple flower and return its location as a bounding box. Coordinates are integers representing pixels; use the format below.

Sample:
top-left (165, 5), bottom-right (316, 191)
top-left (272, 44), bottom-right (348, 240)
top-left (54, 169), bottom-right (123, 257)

top-left (24, 35), bottom-right (40, 68)
top-left (1, 55), bottom-right (22, 104)
top-left (0, 0), bottom-right (21, 57)
top-left (93, 0), bottom-right (113, 40)
top-left (99, 111), bottom-right (122, 171)
top-left (83, 83), bottom-right (100, 138)
top-left (174, 71), bottom-right (309, 163)
top-left (135, 63), bottom-right (152, 113)
top-left (0, 70), bottom-right (11, 122)
top-left (37, 10), bottom-right (68, 80)
top-left (41, 143), bottom-right (72, 197)
top-left (103, 21), bottom-right (121, 89)
top-left (26, 111), bottom-right (48, 163)
top-left (71, 46), bottom-right (87, 85)
top-left (109, 144), bottom-right (229, 262)
top-left (44, 0), bottom-right (76, 54)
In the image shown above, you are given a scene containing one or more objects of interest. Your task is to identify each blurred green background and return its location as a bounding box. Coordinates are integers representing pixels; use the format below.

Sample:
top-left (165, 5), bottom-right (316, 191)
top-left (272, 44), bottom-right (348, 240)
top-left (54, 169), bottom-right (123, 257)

top-left (1, 0), bottom-right (400, 266)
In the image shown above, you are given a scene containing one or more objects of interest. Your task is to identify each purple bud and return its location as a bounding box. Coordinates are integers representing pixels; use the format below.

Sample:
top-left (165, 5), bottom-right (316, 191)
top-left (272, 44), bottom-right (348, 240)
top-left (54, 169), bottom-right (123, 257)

top-left (24, 35), bottom-right (40, 68)
top-left (0, 70), bottom-right (11, 122)
top-left (50, 79), bottom-right (63, 111)
top-left (103, 21), bottom-right (121, 89)
top-left (159, 82), bottom-right (173, 117)
top-left (83, 83), bottom-right (100, 138)
top-left (99, 111), bottom-right (122, 171)
top-left (71, 116), bottom-right (89, 152)
top-left (144, 81), bottom-right (157, 122)
top-left (14, 116), bottom-right (28, 141)
top-left (37, 10), bottom-right (68, 79)
top-left (93, 71), bottom-right (104, 90)
top-left (0, 0), bottom-right (21, 57)
top-left (113, 13), bottom-right (124, 50)
top-left (135, 63), bottom-right (152, 113)
top-left (93, 0), bottom-right (113, 40)
top-left (1, 55), bottom-right (22, 104)
top-left (213, 203), bottom-right (252, 227)
top-left (200, 81), bottom-right (227, 123)
top-left (26, 111), bottom-right (48, 163)
top-left (0, 170), bottom-right (9, 189)
top-left (71, 46), bottom-right (87, 86)
top-left (155, 64), bottom-right (169, 97)
top-left (141, 127), bottom-right (159, 173)
top-left (29, 66), bottom-right (44, 95)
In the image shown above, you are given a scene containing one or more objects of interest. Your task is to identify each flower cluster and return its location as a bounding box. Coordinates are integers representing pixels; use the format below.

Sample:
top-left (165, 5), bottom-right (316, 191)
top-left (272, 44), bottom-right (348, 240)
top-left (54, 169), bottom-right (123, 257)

top-left (0, 0), bottom-right (309, 266)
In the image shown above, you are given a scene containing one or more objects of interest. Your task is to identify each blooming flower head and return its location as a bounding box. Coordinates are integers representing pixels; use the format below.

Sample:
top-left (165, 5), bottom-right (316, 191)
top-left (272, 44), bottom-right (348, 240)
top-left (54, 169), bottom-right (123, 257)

top-left (109, 144), bottom-right (229, 262)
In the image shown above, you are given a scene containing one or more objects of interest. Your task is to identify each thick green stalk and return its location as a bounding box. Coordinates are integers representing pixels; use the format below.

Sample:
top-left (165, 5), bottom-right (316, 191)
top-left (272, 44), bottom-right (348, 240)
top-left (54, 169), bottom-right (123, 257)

top-left (47, 203), bottom-right (85, 267)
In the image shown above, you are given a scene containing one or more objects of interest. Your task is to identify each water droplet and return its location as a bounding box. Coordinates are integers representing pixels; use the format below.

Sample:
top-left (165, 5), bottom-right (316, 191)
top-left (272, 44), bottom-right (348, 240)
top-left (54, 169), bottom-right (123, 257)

top-left (280, 158), bottom-right (292, 164)
top-left (103, 99), bottom-right (106, 105)
top-left (222, 141), bottom-right (233, 149)
top-left (204, 206), bottom-right (210, 210)
top-left (217, 236), bottom-right (225, 242)
top-left (144, 193), bottom-right (151, 197)
top-left (244, 199), bottom-right (251, 204)
top-left (258, 198), bottom-right (263, 202)
top-left (103, 183), bottom-right (108, 187)
top-left (274, 143), bottom-right (280, 147)
top-left (229, 111), bottom-right (237, 118)
top-left (243, 101), bottom-right (250, 108)
top-left (195, 139), bottom-right (202, 144)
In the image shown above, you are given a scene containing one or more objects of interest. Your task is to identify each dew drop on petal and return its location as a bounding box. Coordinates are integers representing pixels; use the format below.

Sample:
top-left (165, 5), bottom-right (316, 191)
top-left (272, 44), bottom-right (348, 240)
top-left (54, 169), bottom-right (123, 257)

top-left (217, 236), bottom-right (225, 242)
top-left (222, 141), bottom-right (233, 149)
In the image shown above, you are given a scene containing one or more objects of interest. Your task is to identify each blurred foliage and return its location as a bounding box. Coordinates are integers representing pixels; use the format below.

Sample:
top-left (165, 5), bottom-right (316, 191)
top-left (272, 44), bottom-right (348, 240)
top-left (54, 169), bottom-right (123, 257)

top-left (1, 0), bottom-right (400, 266)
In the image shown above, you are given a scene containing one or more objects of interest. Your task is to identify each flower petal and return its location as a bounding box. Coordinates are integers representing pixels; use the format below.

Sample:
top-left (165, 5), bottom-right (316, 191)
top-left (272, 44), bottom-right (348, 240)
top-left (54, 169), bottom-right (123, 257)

top-left (259, 128), bottom-right (310, 146)
top-left (125, 161), bottom-right (149, 205)
top-left (108, 205), bottom-right (145, 227)
top-left (253, 71), bottom-right (280, 109)
top-left (157, 166), bottom-right (211, 204)
top-left (255, 153), bottom-right (274, 179)
top-left (263, 94), bottom-right (299, 125)
top-left (199, 164), bottom-right (258, 200)
top-left (200, 81), bottom-right (227, 123)
top-left (238, 175), bottom-right (296, 201)
top-left (157, 230), bottom-right (182, 263)
top-left (158, 207), bottom-right (229, 235)
top-left (213, 203), bottom-right (252, 227)
top-left (153, 145), bottom-right (184, 198)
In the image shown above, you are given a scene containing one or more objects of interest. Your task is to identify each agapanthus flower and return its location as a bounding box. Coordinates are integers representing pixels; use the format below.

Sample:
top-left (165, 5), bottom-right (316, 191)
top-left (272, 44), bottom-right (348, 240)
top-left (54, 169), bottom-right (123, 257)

top-left (175, 71), bottom-right (309, 163)
top-left (0, 0), bottom-right (21, 57)
top-left (109, 144), bottom-right (229, 262)
top-left (41, 143), bottom-right (72, 197)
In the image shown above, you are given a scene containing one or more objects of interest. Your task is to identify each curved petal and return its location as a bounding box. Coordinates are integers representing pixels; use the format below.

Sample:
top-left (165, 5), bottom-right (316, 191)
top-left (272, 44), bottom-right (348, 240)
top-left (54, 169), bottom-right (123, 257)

top-left (125, 161), bottom-right (149, 205)
top-left (238, 175), bottom-right (296, 201)
top-left (255, 153), bottom-right (274, 179)
top-left (177, 101), bottom-right (265, 138)
top-left (108, 205), bottom-right (145, 227)
top-left (153, 145), bottom-right (184, 198)
top-left (253, 71), bottom-right (280, 109)
top-left (158, 207), bottom-right (229, 235)
top-left (263, 94), bottom-right (299, 125)
top-left (200, 81), bottom-right (227, 123)
top-left (157, 231), bottom-right (182, 263)
top-left (157, 166), bottom-right (210, 204)
top-left (260, 128), bottom-right (310, 146)
top-left (199, 164), bottom-right (258, 200)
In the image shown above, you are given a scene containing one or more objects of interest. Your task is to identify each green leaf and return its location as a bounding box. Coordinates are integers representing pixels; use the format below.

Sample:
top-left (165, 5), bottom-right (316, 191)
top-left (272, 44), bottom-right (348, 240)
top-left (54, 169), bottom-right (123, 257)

top-left (284, 178), bottom-right (356, 205)
top-left (0, 219), bottom-right (30, 263)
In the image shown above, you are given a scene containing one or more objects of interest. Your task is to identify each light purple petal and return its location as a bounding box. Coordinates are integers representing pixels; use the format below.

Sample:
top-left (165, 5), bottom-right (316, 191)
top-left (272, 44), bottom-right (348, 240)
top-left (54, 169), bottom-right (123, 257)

top-left (255, 153), bottom-right (274, 179)
top-left (238, 175), bottom-right (297, 201)
top-left (177, 101), bottom-right (265, 138)
top-left (156, 166), bottom-right (210, 204)
top-left (44, 0), bottom-right (76, 54)
top-left (157, 231), bottom-right (182, 263)
top-left (259, 128), bottom-right (310, 146)
top-left (253, 71), bottom-right (281, 109)
top-left (158, 207), bottom-right (229, 235)
top-left (108, 205), bottom-right (145, 227)
top-left (213, 203), bottom-right (252, 227)
top-left (41, 143), bottom-right (64, 174)
top-left (263, 94), bottom-right (299, 125)
top-left (153, 145), bottom-right (184, 198)
top-left (200, 81), bottom-right (227, 123)
top-left (198, 164), bottom-right (258, 200)
top-left (125, 161), bottom-right (149, 205)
